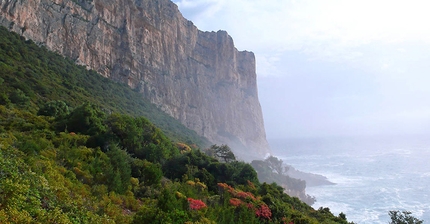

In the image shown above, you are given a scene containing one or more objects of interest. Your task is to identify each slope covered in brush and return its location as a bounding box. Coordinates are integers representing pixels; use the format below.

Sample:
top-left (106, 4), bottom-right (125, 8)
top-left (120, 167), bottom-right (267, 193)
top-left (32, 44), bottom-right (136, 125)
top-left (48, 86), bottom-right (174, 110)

top-left (0, 27), bottom-right (352, 223)
top-left (0, 26), bottom-right (209, 148)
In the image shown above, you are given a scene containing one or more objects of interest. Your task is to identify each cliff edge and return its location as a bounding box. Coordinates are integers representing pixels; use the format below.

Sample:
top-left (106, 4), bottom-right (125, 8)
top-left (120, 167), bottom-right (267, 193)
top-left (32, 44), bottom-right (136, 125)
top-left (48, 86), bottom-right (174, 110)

top-left (0, 0), bottom-right (270, 158)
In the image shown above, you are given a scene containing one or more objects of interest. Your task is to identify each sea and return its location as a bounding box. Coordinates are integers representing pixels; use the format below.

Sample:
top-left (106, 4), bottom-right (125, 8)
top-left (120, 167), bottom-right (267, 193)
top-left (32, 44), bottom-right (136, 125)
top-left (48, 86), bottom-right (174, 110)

top-left (269, 135), bottom-right (430, 223)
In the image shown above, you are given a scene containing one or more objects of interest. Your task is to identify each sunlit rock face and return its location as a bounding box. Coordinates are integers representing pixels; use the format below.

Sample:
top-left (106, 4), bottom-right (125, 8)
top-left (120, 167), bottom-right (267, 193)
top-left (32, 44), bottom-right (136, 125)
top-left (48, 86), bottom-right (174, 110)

top-left (0, 0), bottom-right (270, 158)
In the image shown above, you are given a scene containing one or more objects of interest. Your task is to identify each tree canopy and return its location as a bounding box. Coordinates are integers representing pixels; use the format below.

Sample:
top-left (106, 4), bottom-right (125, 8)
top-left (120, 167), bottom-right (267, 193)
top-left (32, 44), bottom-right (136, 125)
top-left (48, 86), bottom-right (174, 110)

top-left (389, 211), bottom-right (423, 224)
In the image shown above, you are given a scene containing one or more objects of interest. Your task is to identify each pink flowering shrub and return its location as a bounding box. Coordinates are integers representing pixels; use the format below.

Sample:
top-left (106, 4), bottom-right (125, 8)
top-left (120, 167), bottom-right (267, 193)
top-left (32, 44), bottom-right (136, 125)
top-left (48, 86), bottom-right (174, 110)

top-left (217, 183), bottom-right (237, 195)
top-left (217, 183), bottom-right (272, 220)
top-left (255, 204), bottom-right (272, 219)
top-left (187, 198), bottom-right (207, 210)
top-left (236, 191), bottom-right (256, 201)
top-left (229, 198), bottom-right (243, 207)
top-left (247, 203), bottom-right (254, 210)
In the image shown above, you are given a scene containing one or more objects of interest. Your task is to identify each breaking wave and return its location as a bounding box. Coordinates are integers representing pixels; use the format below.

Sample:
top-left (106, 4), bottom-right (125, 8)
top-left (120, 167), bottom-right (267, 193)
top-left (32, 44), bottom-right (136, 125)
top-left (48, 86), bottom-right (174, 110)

top-left (271, 136), bottom-right (430, 223)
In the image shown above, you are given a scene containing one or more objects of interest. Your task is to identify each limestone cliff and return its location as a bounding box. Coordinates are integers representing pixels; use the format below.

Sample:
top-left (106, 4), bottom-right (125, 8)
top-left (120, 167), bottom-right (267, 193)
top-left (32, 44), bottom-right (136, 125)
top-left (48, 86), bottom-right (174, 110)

top-left (0, 0), bottom-right (270, 158)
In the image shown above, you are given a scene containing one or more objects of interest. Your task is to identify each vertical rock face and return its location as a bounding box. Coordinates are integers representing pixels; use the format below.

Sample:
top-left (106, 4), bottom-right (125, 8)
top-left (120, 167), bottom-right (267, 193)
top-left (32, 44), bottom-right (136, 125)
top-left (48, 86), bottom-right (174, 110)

top-left (0, 0), bottom-right (270, 158)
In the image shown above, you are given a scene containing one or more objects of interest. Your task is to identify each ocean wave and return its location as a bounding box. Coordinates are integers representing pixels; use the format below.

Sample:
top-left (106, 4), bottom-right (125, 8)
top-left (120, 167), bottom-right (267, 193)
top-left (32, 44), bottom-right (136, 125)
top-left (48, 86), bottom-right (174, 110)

top-left (271, 137), bottom-right (430, 223)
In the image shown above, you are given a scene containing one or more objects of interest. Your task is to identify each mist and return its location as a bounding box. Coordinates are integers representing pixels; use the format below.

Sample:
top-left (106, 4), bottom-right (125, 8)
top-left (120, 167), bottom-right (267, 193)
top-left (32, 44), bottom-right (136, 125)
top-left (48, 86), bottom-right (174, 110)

top-left (258, 44), bottom-right (430, 139)
top-left (174, 0), bottom-right (430, 140)
top-left (174, 1), bottom-right (430, 222)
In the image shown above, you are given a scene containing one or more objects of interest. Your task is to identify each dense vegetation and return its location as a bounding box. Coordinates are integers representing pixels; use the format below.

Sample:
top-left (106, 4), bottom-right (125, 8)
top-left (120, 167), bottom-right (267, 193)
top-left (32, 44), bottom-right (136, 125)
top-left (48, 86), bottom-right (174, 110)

top-left (388, 211), bottom-right (423, 224)
top-left (0, 26), bottom-right (353, 223)
top-left (0, 26), bottom-right (209, 148)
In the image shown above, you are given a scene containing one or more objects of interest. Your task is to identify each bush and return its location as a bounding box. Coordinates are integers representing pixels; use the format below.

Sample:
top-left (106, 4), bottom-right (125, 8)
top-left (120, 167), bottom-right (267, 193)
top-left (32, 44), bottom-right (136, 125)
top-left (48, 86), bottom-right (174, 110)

top-left (9, 89), bottom-right (30, 108)
top-left (38, 100), bottom-right (70, 118)
top-left (389, 210), bottom-right (423, 224)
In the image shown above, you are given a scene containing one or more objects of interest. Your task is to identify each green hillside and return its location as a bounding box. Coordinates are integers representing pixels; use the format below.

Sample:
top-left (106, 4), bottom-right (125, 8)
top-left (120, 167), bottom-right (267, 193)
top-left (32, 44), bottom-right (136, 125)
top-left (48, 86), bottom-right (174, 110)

top-left (0, 26), bottom-right (352, 223)
top-left (0, 26), bottom-right (209, 148)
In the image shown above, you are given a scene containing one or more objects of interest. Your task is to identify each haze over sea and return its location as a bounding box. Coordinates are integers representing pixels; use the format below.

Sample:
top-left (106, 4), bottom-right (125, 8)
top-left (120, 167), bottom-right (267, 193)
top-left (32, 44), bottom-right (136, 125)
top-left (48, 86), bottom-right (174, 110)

top-left (270, 135), bottom-right (430, 224)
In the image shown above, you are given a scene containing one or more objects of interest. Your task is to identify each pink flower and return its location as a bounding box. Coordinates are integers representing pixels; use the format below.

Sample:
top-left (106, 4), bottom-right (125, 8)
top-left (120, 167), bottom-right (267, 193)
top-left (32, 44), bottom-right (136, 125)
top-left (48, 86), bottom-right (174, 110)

top-left (187, 198), bottom-right (207, 210)
top-left (236, 191), bottom-right (256, 201)
top-left (229, 198), bottom-right (243, 207)
top-left (217, 183), bottom-right (236, 194)
top-left (255, 204), bottom-right (272, 219)
top-left (247, 203), bottom-right (254, 210)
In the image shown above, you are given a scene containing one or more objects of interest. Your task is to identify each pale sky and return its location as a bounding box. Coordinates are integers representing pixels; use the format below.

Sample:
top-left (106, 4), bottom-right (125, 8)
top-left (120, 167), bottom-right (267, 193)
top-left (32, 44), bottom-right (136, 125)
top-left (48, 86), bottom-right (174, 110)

top-left (174, 0), bottom-right (430, 139)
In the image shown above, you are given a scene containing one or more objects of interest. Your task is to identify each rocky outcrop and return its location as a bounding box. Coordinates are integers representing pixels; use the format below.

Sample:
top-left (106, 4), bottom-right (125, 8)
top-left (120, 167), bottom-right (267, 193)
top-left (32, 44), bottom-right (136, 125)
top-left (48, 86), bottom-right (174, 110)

top-left (0, 0), bottom-right (270, 158)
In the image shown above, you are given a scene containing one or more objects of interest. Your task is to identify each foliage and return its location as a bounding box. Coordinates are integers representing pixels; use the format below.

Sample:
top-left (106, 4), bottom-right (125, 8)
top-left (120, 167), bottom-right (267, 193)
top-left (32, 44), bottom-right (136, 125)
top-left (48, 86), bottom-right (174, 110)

top-left (9, 88), bottom-right (30, 108)
top-left (0, 26), bottom-right (209, 148)
top-left (0, 26), bottom-right (356, 223)
top-left (106, 144), bottom-right (132, 194)
top-left (37, 100), bottom-right (70, 119)
top-left (64, 102), bottom-right (107, 136)
top-left (0, 102), bottom-right (354, 224)
top-left (207, 144), bottom-right (236, 162)
top-left (105, 113), bottom-right (178, 162)
top-left (131, 159), bottom-right (163, 186)
top-left (188, 198), bottom-right (207, 210)
top-left (389, 211), bottom-right (423, 224)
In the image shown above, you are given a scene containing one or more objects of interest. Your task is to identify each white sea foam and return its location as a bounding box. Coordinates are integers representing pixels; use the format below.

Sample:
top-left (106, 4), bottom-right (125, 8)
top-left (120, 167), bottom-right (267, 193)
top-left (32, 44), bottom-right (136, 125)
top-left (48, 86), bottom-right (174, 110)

top-left (271, 136), bottom-right (430, 223)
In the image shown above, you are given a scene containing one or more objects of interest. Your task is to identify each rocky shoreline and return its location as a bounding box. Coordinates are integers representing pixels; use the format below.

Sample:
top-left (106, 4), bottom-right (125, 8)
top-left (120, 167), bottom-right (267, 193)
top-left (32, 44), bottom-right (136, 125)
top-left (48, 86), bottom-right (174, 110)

top-left (286, 165), bottom-right (336, 187)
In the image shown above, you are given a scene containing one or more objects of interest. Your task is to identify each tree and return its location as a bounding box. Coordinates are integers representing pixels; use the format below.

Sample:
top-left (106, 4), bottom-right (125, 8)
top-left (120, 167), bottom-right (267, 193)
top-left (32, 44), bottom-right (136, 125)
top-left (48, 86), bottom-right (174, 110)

top-left (0, 78), bottom-right (9, 106)
top-left (38, 100), bottom-right (70, 118)
top-left (106, 144), bottom-right (132, 194)
top-left (9, 89), bottom-right (30, 108)
top-left (0, 92), bottom-right (11, 105)
top-left (389, 211), bottom-right (423, 224)
top-left (208, 144), bottom-right (236, 163)
top-left (131, 159), bottom-right (163, 186)
top-left (265, 156), bottom-right (288, 175)
top-left (105, 114), bottom-right (178, 162)
top-left (65, 102), bottom-right (106, 135)
top-left (236, 162), bottom-right (259, 185)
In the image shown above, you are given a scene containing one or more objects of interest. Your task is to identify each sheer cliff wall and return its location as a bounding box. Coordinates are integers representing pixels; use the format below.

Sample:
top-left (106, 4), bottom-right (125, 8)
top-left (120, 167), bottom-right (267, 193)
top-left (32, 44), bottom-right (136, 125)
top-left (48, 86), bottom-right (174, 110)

top-left (0, 0), bottom-right (270, 158)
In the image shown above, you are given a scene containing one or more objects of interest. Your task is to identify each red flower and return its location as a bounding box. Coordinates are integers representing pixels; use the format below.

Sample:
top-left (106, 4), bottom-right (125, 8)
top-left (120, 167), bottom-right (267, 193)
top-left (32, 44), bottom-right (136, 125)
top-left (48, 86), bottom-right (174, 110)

top-left (217, 183), bottom-right (228, 188)
top-left (236, 191), bottom-right (256, 201)
top-left (229, 198), bottom-right (243, 207)
top-left (255, 204), bottom-right (272, 219)
top-left (217, 183), bottom-right (236, 194)
top-left (247, 203), bottom-right (254, 210)
top-left (187, 198), bottom-right (207, 210)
